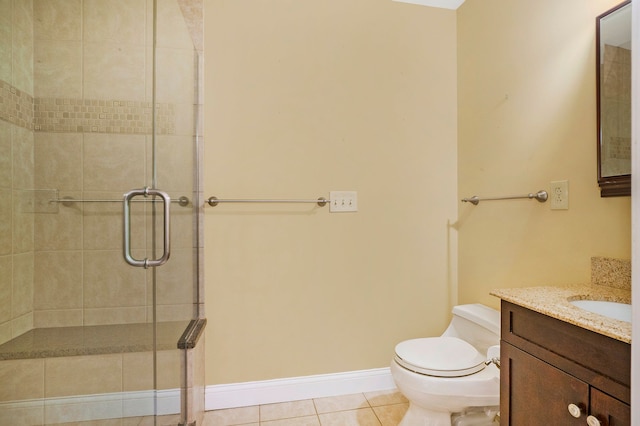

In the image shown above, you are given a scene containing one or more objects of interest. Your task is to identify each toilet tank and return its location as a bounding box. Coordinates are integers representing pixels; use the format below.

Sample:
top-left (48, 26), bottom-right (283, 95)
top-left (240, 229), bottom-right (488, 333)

top-left (441, 304), bottom-right (500, 355)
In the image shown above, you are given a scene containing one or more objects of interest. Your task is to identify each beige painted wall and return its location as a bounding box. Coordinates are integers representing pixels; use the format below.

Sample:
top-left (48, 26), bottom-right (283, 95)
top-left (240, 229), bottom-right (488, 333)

top-left (457, 0), bottom-right (631, 309)
top-left (203, 0), bottom-right (633, 386)
top-left (204, 0), bottom-right (459, 384)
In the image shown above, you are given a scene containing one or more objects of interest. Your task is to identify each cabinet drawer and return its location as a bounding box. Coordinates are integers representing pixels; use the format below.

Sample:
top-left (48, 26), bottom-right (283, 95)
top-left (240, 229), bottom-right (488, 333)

top-left (501, 301), bottom-right (630, 402)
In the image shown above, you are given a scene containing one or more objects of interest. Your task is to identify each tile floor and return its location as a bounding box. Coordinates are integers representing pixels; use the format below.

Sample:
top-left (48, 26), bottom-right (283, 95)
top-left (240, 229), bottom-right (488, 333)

top-left (202, 390), bottom-right (409, 426)
top-left (50, 389), bottom-right (409, 426)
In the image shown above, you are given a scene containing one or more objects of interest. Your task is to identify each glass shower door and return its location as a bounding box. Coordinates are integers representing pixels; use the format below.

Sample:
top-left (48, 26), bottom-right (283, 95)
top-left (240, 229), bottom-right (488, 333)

top-left (0, 0), bottom-right (202, 424)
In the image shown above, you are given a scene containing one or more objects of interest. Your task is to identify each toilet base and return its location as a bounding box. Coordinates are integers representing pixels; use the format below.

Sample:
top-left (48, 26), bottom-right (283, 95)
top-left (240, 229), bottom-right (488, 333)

top-left (399, 403), bottom-right (452, 426)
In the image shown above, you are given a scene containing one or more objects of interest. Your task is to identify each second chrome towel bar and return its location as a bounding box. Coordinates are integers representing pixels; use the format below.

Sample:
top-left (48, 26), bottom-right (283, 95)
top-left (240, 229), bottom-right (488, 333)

top-left (207, 196), bottom-right (328, 207)
top-left (461, 190), bottom-right (548, 205)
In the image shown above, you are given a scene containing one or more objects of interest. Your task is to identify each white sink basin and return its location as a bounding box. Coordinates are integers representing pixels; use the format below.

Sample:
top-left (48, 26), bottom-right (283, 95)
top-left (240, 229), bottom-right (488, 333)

top-left (570, 300), bottom-right (631, 323)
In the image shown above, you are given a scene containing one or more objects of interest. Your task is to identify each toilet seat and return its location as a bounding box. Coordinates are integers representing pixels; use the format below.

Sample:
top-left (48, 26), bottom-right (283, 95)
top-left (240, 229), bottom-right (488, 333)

top-left (394, 336), bottom-right (486, 377)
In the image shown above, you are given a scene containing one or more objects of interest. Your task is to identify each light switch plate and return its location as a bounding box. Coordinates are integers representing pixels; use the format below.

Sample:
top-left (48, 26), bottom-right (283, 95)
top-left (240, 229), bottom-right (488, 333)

top-left (329, 191), bottom-right (358, 212)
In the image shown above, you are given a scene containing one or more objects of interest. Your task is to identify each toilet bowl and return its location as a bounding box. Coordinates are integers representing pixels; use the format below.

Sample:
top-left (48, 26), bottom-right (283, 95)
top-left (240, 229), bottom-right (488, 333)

top-left (390, 304), bottom-right (501, 426)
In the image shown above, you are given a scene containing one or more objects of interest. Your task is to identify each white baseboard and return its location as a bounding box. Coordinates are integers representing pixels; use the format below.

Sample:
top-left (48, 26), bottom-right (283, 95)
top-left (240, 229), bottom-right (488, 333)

top-left (205, 367), bottom-right (396, 410)
top-left (0, 389), bottom-right (180, 425)
top-left (0, 368), bottom-right (396, 423)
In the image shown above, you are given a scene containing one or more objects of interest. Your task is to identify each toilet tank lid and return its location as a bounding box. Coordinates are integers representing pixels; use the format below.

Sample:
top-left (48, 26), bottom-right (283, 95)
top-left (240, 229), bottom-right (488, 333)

top-left (452, 304), bottom-right (500, 336)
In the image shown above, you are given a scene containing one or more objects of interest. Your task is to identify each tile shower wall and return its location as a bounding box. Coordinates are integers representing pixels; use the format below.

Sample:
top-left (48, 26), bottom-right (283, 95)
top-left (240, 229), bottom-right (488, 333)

top-left (0, 0), bottom-right (197, 342)
top-left (0, 0), bottom-right (35, 346)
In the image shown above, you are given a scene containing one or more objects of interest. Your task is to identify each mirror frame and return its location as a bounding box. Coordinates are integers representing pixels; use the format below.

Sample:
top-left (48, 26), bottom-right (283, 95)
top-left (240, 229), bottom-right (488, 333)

top-left (596, 0), bottom-right (632, 197)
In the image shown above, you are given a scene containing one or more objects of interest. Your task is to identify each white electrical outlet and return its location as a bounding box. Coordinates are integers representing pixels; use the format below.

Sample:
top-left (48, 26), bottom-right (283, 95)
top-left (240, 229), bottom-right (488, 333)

top-left (329, 191), bottom-right (358, 212)
top-left (550, 180), bottom-right (569, 210)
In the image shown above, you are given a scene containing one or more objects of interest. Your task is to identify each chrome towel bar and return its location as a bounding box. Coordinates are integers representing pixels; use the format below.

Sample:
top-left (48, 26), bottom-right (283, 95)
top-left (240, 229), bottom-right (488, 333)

top-left (51, 196), bottom-right (191, 207)
top-left (207, 196), bottom-right (328, 207)
top-left (461, 190), bottom-right (548, 205)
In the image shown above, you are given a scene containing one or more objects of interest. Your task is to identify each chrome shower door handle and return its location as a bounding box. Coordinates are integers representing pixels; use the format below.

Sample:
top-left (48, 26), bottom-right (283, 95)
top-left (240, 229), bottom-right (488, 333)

top-left (123, 187), bottom-right (171, 268)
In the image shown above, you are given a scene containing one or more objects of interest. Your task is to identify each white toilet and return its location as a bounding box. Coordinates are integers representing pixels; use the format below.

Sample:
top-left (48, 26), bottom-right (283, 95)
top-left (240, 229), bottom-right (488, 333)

top-left (390, 304), bottom-right (501, 426)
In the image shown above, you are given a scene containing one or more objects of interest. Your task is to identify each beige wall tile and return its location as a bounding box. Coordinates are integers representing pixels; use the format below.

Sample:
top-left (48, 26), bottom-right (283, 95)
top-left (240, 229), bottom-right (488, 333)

top-left (34, 0), bottom-right (82, 41)
top-left (166, 206), bottom-right (194, 250)
top-left (83, 0), bottom-right (146, 45)
top-left (35, 133), bottom-right (83, 191)
top-left (155, 47), bottom-right (194, 104)
top-left (0, 0), bottom-right (11, 83)
top-left (155, 248), bottom-right (194, 306)
top-left (12, 126), bottom-right (33, 190)
top-left (154, 303), bottom-right (194, 323)
top-left (45, 354), bottom-right (122, 397)
top-left (34, 191), bottom-right (82, 251)
top-left (11, 311), bottom-right (33, 338)
top-left (83, 134), bottom-right (147, 191)
top-left (0, 255), bottom-right (11, 323)
top-left (0, 190), bottom-right (11, 256)
top-left (172, 102), bottom-right (195, 137)
top-left (12, 0), bottom-right (33, 33)
top-left (82, 192), bottom-right (146, 251)
top-left (157, 349), bottom-right (180, 389)
top-left (11, 0), bottom-right (33, 95)
top-left (0, 358), bottom-right (44, 401)
top-left (183, 336), bottom-right (206, 421)
top-left (83, 43), bottom-right (146, 101)
top-left (0, 121), bottom-right (11, 189)
top-left (122, 351), bottom-right (153, 391)
top-left (0, 403), bottom-right (44, 426)
top-left (33, 308), bottom-right (82, 328)
top-left (34, 39), bottom-right (82, 97)
top-left (156, 0), bottom-right (193, 50)
top-left (34, 251), bottom-right (82, 310)
top-left (12, 252), bottom-right (33, 317)
top-left (83, 249), bottom-right (146, 308)
top-left (0, 321), bottom-right (10, 345)
top-left (83, 306), bottom-right (147, 325)
top-left (12, 191), bottom-right (33, 254)
top-left (177, 0), bottom-right (203, 52)
top-left (155, 135), bottom-right (194, 193)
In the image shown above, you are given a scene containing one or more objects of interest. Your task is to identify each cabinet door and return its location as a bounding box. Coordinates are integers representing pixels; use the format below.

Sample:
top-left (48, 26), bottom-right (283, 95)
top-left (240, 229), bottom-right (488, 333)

top-left (502, 343), bottom-right (589, 425)
top-left (590, 388), bottom-right (630, 426)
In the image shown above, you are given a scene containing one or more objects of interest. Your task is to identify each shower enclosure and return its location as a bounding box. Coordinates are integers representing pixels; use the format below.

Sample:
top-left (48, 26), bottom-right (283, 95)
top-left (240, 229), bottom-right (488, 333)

top-left (0, 0), bottom-right (204, 424)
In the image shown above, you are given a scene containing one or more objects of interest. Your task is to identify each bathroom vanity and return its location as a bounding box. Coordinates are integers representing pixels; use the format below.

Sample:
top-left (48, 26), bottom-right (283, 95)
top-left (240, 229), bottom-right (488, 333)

top-left (500, 300), bottom-right (629, 425)
top-left (490, 271), bottom-right (632, 426)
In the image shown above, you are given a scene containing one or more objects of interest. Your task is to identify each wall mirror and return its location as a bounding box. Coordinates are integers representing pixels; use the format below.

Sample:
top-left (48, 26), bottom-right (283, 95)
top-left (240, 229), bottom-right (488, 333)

top-left (597, 0), bottom-right (632, 197)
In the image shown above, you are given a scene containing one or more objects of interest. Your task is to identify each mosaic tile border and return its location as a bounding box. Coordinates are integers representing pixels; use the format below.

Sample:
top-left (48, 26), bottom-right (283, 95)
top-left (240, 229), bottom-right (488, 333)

top-left (0, 80), bottom-right (34, 131)
top-left (34, 98), bottom-right (175, 134)
top-left (0, 79), bottom-right (175, 135)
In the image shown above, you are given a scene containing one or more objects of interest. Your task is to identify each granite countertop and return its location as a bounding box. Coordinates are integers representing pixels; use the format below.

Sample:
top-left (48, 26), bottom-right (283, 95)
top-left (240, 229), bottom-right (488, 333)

top-left (490, 285), bottom-right (631, 343)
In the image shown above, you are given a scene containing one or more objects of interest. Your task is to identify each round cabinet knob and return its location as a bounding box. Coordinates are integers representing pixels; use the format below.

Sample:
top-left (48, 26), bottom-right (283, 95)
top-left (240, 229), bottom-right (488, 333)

top-left (586, 415), bottom-right (602, 426)
top-left (568, 403), bottom-right (583, 418)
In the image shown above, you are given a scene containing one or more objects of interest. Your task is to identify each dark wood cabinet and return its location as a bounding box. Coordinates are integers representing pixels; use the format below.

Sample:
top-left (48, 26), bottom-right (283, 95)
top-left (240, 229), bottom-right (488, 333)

top-left (500, 301), bottom-right (630, 426)
top-left (590, 388), bottom-right (631, 426)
